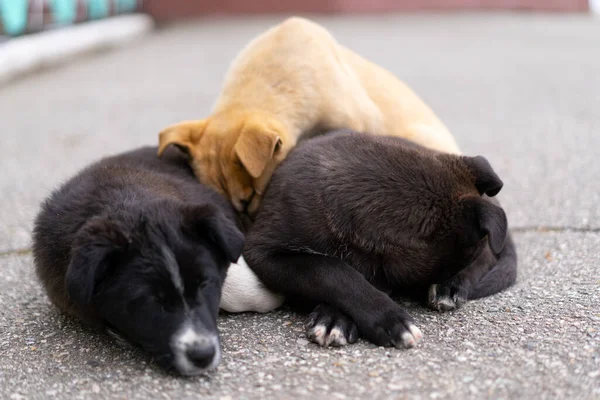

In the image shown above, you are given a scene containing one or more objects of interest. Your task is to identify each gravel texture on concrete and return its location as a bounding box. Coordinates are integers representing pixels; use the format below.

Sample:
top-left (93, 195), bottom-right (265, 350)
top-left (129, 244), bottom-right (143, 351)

top-left (1, 231), bottom-right (598, 399)
top-left (0, 13), bottom-right (598, 400)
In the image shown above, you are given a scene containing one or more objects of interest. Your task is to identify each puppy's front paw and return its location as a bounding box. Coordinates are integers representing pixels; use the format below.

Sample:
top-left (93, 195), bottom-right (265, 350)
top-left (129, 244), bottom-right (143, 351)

top-left (428, 282), bottom-right (467, 312)
top-left (305, 304), bottom-right (358, 347)
top-left (358, 306), bottom-right (423, 349)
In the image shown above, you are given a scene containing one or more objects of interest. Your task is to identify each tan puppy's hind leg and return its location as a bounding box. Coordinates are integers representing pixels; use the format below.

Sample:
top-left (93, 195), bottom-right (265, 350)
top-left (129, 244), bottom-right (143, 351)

top-left (318, 64), bottom-right (386, 135)
top-left (273, 18), bottom-right (386, 135)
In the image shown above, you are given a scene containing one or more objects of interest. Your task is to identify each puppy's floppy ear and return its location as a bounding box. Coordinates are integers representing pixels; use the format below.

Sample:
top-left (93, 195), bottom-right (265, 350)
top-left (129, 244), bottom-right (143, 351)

top-left (181, 204), bottom-right (245, 263)
top-left (462, 197), bottom-right (508, 254)
top-left (66, 218), bottom-right (130, 307)
top-left (234, 124), bottom-right (283, 178)
top-left (157, 120), bottom-right (207, 157)
top-left (463, 156), bottom-right (504, 197)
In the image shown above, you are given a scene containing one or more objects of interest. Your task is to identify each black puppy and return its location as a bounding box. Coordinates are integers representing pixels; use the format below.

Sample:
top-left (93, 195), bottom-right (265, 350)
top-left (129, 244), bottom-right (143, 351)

top-left (244, 132), bottom-right (517, 348)
top-left (32, 147), bottom-right (244, 375)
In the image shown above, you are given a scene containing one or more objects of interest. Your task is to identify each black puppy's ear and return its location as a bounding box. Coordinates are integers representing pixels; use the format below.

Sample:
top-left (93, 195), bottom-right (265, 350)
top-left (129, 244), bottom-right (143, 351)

top-left (181, 205), bottom-right (245, 263)
top-left (66, 218), bottom-right (130, 307)
top-left (463, 156), bottom-right (504, 197)
top-left (462, 198), bottom-right (508, 254)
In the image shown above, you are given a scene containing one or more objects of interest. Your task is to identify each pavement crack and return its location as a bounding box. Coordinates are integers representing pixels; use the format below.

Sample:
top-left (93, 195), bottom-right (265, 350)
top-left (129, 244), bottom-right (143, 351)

top-left (511, 226), bottom-right (600, 234)
top-left (0, 247), bottom-right (32, 257)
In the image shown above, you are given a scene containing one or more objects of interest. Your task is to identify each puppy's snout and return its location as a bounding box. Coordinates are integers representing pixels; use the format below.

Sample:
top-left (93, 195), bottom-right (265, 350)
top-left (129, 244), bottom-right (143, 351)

top-left (185, 344), bottom-right (216, 369)
top-left (172, 325), bottom-right (221, 375)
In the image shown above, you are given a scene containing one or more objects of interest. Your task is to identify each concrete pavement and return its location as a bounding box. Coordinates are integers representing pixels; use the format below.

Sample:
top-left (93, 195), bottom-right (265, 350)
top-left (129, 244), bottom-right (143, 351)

top-left (0, 14), bottom-right (154, 87)
top-left (1, 13), bottom-right (599, 399)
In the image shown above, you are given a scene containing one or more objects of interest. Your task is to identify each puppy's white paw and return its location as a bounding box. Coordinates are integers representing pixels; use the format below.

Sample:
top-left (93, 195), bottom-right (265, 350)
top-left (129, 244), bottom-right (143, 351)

top-left (307, 322), bottom-right (352, 347)
top-left (409, 324), bottom-right (423, 341)
top-left (437, 296), bottom-right (457, 311)
top-left (326, 327), bottom-right (348, 347)
top-left (305, 304), bottom-right (358, 347)
top-left (307, 323), bottom-right (328, 346)
top-left (400, 324), bottom-right (423, 348)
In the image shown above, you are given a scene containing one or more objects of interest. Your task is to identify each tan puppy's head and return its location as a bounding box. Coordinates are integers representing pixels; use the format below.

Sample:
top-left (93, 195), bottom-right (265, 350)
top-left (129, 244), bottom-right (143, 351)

top-left (157, 112), bottom-right (289, 217)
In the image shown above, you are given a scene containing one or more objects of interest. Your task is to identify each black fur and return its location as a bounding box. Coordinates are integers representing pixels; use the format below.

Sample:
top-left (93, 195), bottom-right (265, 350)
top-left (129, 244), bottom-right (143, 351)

top-left (244, 132), bottom-right (517, 348)
top-left (32, 147), bottom-right (244, 375)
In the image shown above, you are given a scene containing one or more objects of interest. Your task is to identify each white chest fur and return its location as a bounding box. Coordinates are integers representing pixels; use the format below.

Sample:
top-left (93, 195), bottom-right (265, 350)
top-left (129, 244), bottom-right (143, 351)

top-left (220, 257), bottom-right (284, 313)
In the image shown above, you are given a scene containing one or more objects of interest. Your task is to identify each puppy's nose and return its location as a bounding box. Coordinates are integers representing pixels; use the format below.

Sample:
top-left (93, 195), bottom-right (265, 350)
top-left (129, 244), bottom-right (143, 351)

top-left (240, 198), bottom-right (250, 211)
top-left (185, 344), bottom-right (216, 369)
top-left (240, 190), bottom-right (255, 212)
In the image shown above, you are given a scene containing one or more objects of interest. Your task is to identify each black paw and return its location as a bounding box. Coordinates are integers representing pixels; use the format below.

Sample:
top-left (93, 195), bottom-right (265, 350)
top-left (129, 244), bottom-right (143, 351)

top-left (357, 306), bottom-right (423, 349)
top-left (428, 282), bottom-right (468, 312)
top-left (305, 304), bottom-right (358, 347)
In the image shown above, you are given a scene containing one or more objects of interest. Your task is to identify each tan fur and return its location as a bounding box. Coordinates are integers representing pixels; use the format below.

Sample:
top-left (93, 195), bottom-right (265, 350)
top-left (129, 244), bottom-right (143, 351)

top-left (158, 17), bottom-right (461, 216)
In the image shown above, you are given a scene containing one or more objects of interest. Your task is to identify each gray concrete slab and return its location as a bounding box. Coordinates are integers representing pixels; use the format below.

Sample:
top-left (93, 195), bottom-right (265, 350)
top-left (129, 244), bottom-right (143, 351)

top-left (0, 13), bottom-right (599, 400)
top-left (1, 231), bottom-right (599, 399)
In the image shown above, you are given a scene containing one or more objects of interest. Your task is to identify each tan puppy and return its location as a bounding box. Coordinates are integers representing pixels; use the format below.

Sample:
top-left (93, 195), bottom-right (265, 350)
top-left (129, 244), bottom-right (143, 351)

top-left (158, 17), bottom-right (460, 216)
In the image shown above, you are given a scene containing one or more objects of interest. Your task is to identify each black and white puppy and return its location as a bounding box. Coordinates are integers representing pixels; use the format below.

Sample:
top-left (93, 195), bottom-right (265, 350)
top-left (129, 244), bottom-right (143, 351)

top-left (244, 132), bottom-right (517, 348)
top-left (32, 146), bottom-right (248, 375)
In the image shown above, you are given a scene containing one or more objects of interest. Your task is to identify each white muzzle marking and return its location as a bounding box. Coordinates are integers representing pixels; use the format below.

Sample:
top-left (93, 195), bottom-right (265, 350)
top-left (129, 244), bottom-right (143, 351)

top-left (171, 323), bottom-right (220, 376)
